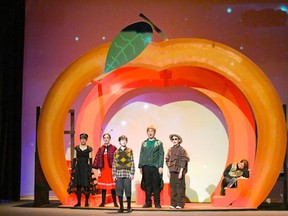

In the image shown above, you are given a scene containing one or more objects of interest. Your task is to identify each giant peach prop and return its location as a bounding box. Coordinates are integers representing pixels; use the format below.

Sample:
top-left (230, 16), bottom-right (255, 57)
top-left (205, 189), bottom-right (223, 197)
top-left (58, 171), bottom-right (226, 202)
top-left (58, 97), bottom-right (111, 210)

top-left (37, 38), bottom-right (286, 208)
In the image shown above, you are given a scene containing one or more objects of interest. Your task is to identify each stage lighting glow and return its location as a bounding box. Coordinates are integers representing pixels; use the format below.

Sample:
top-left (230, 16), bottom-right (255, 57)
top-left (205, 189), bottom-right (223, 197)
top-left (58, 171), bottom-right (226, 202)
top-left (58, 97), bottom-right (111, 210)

top-left (226, 8), bottom-right (232, 13)
top-left (121, 120), bottom-right (127, 126)
top-left (279, 5), bottom-right (288, 13)
top-left (143, 103), bottom-right (149, 109)
top-left (75, 36), bottom-right (79, 41)
top-left (102, 36), bottom-right (106, 40)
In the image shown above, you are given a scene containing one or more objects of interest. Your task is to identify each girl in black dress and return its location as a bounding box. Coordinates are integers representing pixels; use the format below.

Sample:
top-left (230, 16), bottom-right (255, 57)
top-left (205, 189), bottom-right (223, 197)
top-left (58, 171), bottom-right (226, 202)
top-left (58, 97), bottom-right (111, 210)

top-left (69, 133), bottom-right (93, 207)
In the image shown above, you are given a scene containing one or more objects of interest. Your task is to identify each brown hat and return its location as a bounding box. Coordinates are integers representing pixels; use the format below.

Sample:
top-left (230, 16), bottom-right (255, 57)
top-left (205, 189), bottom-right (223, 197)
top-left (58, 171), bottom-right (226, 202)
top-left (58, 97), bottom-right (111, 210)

top-left (169, 134), bottom-right (182, 144)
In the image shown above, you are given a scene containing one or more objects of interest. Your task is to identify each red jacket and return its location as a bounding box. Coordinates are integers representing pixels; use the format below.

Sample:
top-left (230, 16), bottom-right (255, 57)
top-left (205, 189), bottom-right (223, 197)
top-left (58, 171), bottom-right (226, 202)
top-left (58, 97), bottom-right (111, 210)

top-left (92, 144), bottom-right (117, 169)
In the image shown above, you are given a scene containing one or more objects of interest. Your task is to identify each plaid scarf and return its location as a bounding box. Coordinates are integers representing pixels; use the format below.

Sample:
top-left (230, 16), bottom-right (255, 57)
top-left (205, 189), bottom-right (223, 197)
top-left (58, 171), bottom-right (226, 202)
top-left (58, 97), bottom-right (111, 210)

top-left (92, 144), bottom-right (117, 169)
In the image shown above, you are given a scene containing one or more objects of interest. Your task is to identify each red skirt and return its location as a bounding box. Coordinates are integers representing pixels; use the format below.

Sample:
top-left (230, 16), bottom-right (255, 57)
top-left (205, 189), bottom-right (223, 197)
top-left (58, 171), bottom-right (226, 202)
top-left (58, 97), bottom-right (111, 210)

top-left (97, 154), bottom-right (116, 190)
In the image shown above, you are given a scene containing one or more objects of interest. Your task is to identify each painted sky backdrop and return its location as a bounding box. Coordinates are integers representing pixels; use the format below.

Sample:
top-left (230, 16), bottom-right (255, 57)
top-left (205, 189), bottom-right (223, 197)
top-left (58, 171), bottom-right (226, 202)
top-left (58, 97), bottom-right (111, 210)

top-left (22, 0), bottom-right (288, 196)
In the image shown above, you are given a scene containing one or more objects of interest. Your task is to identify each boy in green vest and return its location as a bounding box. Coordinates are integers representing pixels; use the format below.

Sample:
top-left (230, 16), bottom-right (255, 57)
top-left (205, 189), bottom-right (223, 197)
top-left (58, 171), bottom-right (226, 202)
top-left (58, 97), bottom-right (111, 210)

top-left (138, 126), bottom-right (164, 208)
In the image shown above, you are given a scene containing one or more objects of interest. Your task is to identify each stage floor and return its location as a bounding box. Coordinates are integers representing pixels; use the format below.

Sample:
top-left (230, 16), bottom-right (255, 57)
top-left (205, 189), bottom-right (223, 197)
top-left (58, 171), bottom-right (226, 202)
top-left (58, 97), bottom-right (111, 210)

top-left (1, 200), bottom-right (288, 216)
top-left (59, 202), bottom-right (255, 211)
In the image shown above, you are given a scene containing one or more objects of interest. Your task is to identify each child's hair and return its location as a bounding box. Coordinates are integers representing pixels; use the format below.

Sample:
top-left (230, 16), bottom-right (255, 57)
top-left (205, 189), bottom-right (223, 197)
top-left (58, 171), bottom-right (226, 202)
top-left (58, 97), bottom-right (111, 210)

top-left (118, 135), bottom-right (128, 142)
top-left (80, 133), bottom-right (88, 139)
top-left (146, 125), bottom-right (156, 133)
top-left (241, 159), bottom-right (249, 169)
top-left (102, 133), bottom-right (111, 139)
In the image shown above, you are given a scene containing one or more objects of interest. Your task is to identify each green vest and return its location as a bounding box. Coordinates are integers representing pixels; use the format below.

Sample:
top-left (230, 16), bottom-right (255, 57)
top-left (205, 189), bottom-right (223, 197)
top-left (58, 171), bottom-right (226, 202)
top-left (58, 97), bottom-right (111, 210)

top-left (138, 139), bottom-right (164, 168)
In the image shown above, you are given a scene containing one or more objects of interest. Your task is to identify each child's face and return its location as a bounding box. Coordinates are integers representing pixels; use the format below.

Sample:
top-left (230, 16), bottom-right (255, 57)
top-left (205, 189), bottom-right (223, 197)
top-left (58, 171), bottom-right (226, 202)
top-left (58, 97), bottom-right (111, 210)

top-left (171, 136), bottom-right (180, 145)
top-left (120, 139), bottom-right (127, 147)
top-left (80, 138), bottom-right (87, 145)
top-left (238, 162), bottom-right (245, 169)
top-left (103, 135), bottom-right (111, 144)
top-left (147, 129), bottom-right (156, 139)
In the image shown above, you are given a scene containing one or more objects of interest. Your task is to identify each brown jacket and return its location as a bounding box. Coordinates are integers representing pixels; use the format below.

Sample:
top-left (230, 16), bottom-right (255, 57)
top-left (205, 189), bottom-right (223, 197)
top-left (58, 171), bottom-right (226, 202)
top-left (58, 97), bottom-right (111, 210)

top-left (165, 144), bottom-right (190, 174)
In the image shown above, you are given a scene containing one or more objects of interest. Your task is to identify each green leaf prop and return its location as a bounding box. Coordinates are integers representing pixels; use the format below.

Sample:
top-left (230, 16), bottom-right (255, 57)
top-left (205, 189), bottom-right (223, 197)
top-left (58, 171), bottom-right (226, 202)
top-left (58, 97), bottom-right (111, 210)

top-left (104, 21), bottom-right (153, 73)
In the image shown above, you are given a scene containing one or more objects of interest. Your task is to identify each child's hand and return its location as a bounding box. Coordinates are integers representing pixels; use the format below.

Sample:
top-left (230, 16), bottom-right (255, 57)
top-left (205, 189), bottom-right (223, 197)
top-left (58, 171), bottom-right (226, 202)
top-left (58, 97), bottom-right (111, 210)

top-left (159, 167), bottom-right (163, 175)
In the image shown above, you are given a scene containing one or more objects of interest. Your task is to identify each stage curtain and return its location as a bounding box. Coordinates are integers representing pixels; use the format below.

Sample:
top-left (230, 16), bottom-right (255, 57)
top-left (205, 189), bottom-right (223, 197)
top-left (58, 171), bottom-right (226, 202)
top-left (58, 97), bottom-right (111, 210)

top-left (0, 0), bottom-right (25, 201)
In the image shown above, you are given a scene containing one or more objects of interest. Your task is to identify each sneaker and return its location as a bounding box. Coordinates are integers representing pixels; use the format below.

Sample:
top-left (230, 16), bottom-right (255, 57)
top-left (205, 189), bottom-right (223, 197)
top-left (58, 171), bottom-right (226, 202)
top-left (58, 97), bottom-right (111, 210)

top-left (176, 206), bottom-right (182, 209)
top-left (170, 205), bottom-right (175, 209)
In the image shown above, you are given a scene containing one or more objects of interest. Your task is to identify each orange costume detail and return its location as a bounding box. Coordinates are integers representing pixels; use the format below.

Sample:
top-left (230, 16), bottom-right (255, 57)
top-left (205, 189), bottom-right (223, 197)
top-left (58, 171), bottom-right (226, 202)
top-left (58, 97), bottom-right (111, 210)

top-left (97, 154), bottom-right (116, 190)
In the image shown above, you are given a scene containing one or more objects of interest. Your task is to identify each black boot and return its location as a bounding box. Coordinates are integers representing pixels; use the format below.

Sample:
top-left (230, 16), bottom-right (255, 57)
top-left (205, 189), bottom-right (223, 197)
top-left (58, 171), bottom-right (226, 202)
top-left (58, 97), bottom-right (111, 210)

top-left (118, 196), bottom-right (124, 213)
top-left (74, 187), bottom-right (81, 207)
top-left (127, 196), bottom-right (132, 213)
top-left (111, 189), bottom-right (119, 207)
top-left (84, 187), bottom-right (90, 207)
top-left (99, 189), bottom-right (106, 207)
